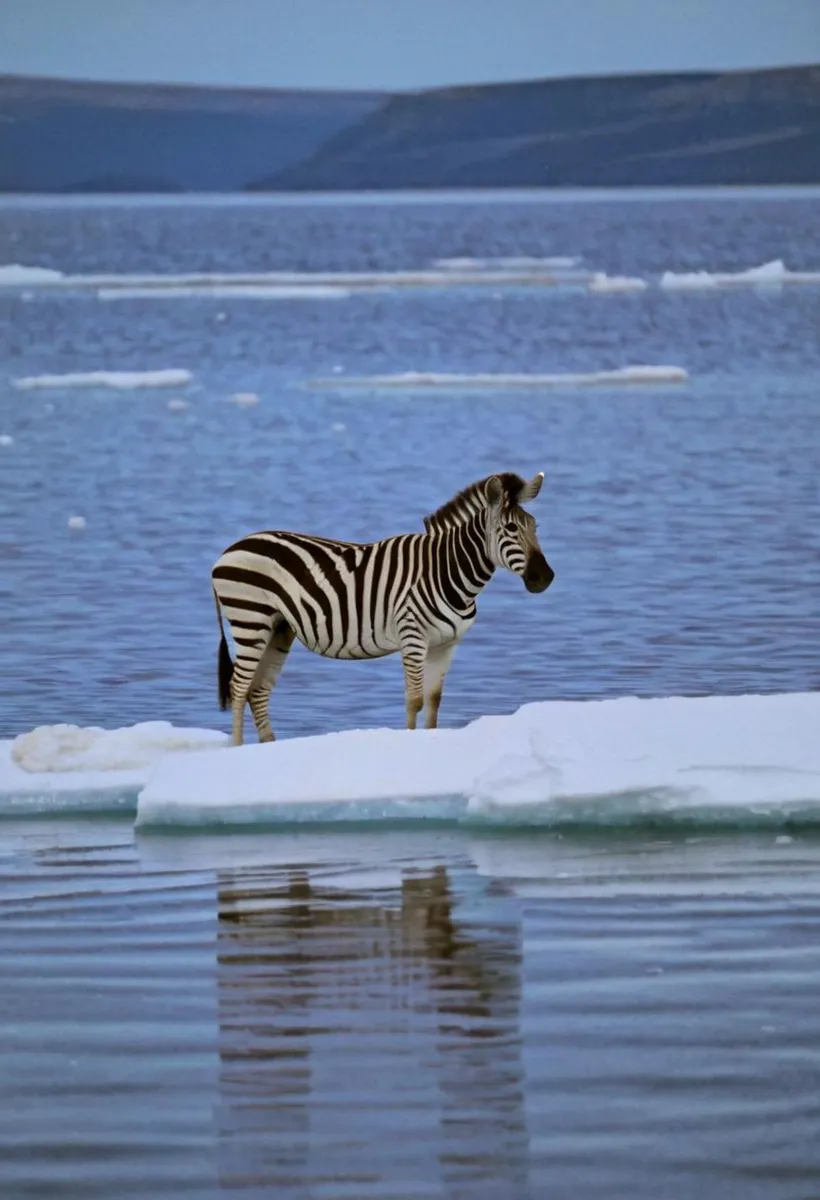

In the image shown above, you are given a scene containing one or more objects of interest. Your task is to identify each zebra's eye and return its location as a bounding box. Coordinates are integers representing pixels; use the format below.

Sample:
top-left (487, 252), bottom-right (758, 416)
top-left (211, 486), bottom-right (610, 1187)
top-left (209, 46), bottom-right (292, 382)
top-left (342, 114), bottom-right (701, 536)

top-left (504, 521), bottom-right (518, 533)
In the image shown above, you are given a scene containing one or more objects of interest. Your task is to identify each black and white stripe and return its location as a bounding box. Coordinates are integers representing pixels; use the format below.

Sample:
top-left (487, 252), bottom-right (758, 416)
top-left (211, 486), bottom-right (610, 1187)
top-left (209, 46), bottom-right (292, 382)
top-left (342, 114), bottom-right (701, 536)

top-left (212, 471), bottom-right (553, 744)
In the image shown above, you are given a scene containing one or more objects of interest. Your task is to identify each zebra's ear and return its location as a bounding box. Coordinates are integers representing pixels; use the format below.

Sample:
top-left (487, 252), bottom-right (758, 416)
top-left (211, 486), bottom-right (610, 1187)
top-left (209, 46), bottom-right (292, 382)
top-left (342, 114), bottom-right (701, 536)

top-left (485, 475), bottom-right (504, 507)
top-left (518, 472), bottom-right (544, 505)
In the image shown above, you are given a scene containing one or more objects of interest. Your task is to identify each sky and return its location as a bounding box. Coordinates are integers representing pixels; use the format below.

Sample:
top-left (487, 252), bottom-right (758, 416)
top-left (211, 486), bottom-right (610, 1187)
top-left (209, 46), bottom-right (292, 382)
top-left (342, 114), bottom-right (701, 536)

top-left (0, 0), bottom-right (818, 91)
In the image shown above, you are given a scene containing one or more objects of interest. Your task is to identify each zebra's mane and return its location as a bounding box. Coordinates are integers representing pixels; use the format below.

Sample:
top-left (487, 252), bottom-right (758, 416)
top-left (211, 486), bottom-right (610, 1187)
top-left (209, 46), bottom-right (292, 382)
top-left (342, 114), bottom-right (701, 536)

top-left (423, 473), bottom-right (526, 533)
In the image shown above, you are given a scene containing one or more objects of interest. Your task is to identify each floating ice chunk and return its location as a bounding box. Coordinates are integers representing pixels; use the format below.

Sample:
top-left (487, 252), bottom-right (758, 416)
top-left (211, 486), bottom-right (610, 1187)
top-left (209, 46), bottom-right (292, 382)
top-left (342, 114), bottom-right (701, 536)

top-left (0, 721), bottom-right (229, 816)
top-left (588, 272), bottom-right (648, 293)
top-left (433, 256), bottom-right (580, 271)
top-left (331, 421), bottom-right (346, 432)
top-left (67, 515), bottom-right (86, 530)
top-left (11, 720), bottom-right (228, 774)
top-left (166, 397), bottom-right (189, 411)
top-left (230, 391), bottom-right (259, 406)
top-left (308, 366), bottom-right (688, 390)
top-left (136, 692), bottom-right (820, 830)
top-left (97, 284), bottom-right (351, 300)
top-left (660, 269), bottom-right (719, 290)
top-left (12, 369), bottom-right (193, 390)
top-left (660, 259), bottom-right (820, 289)
top-left (0, 265), bottom-right (603, 294)
top-left (215, 311), bottom-right (227, 321)
top-left (331, 364), bottom-right (345, 373)
top-left (0, 434), bottom-right (12, 446)
top-left (0, 263), bottom-right (64, 285)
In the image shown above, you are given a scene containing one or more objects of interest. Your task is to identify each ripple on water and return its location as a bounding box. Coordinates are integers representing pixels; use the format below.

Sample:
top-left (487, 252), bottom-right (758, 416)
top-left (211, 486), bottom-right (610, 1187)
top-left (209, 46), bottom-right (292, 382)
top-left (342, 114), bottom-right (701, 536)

top-left (3, 823), bottom-right (820, 1198)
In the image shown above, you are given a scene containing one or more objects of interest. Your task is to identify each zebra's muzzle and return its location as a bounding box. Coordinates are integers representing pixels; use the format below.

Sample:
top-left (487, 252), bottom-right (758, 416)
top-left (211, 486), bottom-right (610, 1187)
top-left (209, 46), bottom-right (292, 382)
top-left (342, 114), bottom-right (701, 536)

top-left (523, 553), bottom-right (554, 594)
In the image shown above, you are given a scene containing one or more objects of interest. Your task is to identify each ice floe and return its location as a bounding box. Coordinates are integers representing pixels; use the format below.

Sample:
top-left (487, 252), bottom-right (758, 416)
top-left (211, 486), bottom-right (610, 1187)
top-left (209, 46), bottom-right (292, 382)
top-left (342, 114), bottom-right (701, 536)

top-left (97, 284), bottom-right (352, 300)
top-left (12, 369), bottom-right (193, 390)
top-left (660, 259), bottom-right (820, 289)
top-left (0, 721), bottom-right (228, 815)
top-left (0, 264), bottom-right (64, 285)
top-left (588, 272), bottom-right (648, 292)
top-left (135, 692), bottom-right (820, 830)
top-left (307, 366), bottom-right (689, 390)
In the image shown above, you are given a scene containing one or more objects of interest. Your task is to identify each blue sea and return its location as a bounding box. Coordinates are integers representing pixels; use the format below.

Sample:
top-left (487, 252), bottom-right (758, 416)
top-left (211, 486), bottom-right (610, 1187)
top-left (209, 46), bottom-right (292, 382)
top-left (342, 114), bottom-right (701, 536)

top-left (1, 188), bottom-right (820, 1198)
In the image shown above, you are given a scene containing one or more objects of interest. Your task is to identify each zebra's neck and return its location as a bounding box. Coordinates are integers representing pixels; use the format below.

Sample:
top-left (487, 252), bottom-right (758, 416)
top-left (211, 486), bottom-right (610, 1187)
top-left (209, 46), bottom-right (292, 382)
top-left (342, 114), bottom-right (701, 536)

top-left (429, 508), bottom-right (495, 609)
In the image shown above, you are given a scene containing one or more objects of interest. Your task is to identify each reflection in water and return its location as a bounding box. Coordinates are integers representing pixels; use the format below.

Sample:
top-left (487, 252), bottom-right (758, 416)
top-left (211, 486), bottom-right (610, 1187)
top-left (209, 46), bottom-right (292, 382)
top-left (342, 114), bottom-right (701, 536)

top-left (216, 865), bottom-right (529, 1198)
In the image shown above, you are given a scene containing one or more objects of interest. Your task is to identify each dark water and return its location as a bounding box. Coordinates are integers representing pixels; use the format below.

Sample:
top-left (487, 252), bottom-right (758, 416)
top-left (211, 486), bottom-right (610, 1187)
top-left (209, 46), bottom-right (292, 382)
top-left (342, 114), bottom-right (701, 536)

top-left (1, 191), bottom-right (820, 1197)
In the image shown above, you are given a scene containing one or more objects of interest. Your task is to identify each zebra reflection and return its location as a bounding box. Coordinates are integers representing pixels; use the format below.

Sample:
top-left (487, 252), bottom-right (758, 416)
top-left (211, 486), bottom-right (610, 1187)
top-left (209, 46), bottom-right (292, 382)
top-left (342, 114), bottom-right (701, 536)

top-left (215, 865), bottom-right (530, 1198)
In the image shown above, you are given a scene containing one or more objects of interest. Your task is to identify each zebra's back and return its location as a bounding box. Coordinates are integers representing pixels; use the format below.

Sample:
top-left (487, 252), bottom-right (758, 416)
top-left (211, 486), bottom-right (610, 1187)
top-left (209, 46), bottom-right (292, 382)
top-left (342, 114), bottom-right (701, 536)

top-left (212, 529), bottom-right (423, 660)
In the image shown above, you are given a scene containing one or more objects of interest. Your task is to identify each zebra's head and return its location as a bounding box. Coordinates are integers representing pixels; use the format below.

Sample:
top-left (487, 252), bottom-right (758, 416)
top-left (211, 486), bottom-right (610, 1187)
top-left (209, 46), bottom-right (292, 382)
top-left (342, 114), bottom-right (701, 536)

top-left (485, 472), bottom-right (554, 593)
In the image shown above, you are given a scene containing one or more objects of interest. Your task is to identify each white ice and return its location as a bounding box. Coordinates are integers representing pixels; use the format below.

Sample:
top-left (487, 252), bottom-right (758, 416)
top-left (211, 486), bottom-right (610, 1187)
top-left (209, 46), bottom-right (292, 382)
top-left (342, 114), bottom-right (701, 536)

top-left (660, 259), bottom-right (820, 289)
top-left (0, 267), bottom-right (586, 292)
top-left (11, 720), bottom-right (228, 773)
top-left (0, 434), bottom-right (12, 446)
top-left (0, 721), bottom-right (228, 815)
top-left (97, 285), bottom-right (352, 300)
top-left (433, 256), bottom-right (582, 271)
top-left (0, 264), bottom-right (64, 285)
top-left (588, 272), bottom-right (648, 292)
top-left (307, 366), bottom-right (688, 389)
top-left (12, 369), bottom-right (193, 390)
top-left (136, 692), bottom-right (820, 830)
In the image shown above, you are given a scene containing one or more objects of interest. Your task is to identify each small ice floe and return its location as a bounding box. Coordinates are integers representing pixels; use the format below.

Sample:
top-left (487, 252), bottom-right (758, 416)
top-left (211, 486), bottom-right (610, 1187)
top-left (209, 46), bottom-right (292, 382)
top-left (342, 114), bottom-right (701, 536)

top-left (331, 421), bottom-right (347, 433)
top-left (215, 312), bottom-right (227, 322)
top-left (0, 264), bottom-right (64, 285)
top-left (230, 391), bottom-right (260, 406)
top-left (660, 259), bottom-right (820, 290)
top-left (331, 365), bottom-right (345, 374)
top-left (588, 272), bottom-right (648, 293)
top-left (308, 366), bottom-right (689, 390)
top-left (167, 397), bottom-right (189, 412)
top-left (67, 515), bottom-right (87, 530)
top-left (433, 255), bottom-right (581, 271)
top-left (0, 434), bottom-right (12, 446)
top-left (10, 720), bottom-right (228, 774)
top-left (774, 835), bottom-right (793, 844)
top-left (12, 369), bottom-right (193, 390)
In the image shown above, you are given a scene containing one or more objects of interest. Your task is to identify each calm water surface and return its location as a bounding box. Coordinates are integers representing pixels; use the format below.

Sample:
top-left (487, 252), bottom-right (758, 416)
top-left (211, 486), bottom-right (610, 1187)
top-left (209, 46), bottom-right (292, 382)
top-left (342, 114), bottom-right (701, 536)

top-left (1, 190), bottom-right (819, 1197)
top-left (4, 823), bottom-right (820, 1199)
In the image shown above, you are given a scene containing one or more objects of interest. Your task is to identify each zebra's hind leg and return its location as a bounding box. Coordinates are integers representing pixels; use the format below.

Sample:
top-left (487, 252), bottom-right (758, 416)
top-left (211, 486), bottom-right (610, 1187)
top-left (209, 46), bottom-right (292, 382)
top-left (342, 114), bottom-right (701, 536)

top-left (247, 620), bottom-right (296, 743)
top-left (227, 618), bottom-right (275, 746)
top-left (423, 640), bottom-right (458, 730)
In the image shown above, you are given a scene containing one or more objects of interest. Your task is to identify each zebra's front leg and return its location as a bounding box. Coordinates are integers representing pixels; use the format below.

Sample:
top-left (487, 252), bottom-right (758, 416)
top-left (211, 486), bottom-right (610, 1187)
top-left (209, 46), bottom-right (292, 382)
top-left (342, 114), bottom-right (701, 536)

top-left (423, 640), bottom-right (458, 729)
top-left (398, 622), bottom-right (427, 730)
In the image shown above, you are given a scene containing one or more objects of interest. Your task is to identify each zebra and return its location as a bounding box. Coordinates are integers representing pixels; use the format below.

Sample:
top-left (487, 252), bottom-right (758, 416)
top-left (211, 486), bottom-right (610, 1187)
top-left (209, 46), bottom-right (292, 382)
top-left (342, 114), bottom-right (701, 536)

top-left (211, 471), bottom-right (554, 745)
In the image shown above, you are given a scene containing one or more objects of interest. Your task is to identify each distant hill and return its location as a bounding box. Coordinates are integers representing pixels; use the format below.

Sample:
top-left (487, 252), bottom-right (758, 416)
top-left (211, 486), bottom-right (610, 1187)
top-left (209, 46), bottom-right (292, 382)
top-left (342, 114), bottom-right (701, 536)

top-left (1, 66), bottom-right (818, 193)
top-left (0, 75), bottom-right (383, 192)
top-left (256, 65), bottom-right (820, 191)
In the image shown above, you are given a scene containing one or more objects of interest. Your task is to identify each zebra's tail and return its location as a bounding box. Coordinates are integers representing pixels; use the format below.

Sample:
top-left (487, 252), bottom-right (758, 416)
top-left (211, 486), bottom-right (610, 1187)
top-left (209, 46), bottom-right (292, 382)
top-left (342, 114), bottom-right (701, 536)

top-left (213, 586), bottom-right (234, 711)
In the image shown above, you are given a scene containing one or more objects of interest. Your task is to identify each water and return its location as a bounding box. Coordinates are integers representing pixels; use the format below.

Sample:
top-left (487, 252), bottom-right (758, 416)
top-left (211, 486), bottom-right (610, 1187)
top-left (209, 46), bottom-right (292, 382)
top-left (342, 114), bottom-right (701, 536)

top-left (1, 189), bottom-right (820, 1196)
top-left (4, 825), bottom-right (820, 1198)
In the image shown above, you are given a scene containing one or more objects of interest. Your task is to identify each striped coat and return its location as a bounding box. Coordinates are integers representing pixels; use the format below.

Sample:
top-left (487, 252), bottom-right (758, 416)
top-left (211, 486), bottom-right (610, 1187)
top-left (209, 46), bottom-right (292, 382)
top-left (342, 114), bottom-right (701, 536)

top-left (212, 471), bottom-right (553, 744)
